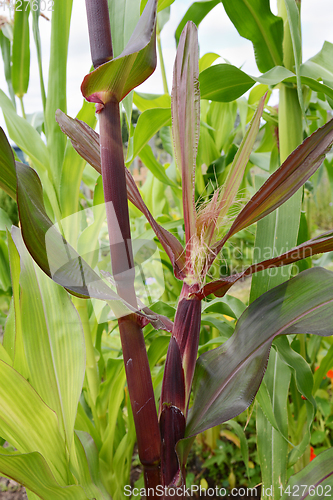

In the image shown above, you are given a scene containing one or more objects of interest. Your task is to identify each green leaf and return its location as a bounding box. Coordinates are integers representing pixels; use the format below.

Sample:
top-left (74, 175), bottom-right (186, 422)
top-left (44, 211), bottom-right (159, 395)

top-left (0, 28), bottom-right (16, 105)
top-left (0, 238), bottom-right (11, 291)
top-left (82, 0), bottom-right (157, 104)
top-left (7, 230), bottom-right (29, 378)
top-left (126, 107), bottom-right (171, 165)
top-left (256, 66), bottom-right (295, 85)
top-left (139, 144), bottom-right (177, 187)
top-left (0, 127), bottom-right (17, 200)
top-left (0, 90), bottom-right (49, 176)
top-left (313, 343), bottom-right (333, 394)
top-left (0, 342), bottom-right (12, 365)
top-left (206, 100), bottom-right (237, 152)
top-left (133, 91), bottom-right (171, 111)
top-left (72, 432), bottom-right (110, 499)
top-left (280, 448), bottom-right (333, 500)
top-left (284, 0), bottom-right (305, 118)
top-left (199, 64), bottom-right (255, 102)
top-left (186, 267), bottom-right (333, 437)
top-left (202, 295), bottom-right (246, 319)
top-left (257, 350), bottom-right (290, 499)
top-left (157, 0), bottom-right (175, 12)
top-left (175, 0), bottom-right (220, 45)
top-left (199, 52), bottom-right (220, 73)
top-left (0, 361), bottom-right (68, 484)
top-left (216, 94), bottom-right (266, 221)
top-left (109, 0), bottom-right (140, 58)
top-left (31, 0), bottom-right (46, 111)
top-left (60, 100), bottom-right (97, 219)
top-left (11, 0), bottom-right (30, 97)
top-left (221, 0), bottom-right (283, 73)
top-left (12, 226), bottom-right (86, 451)
top-left (256, 377), bottom-right (289, 441)
top-left (147, 336), bottom-right (170, 369)
top-left (45, 0), bottom-right (73, 190)
top-left (274, 336), bottom-right (315, 407)
top-left (0, 450), bottom-right (90, 499)
top-left (225, 420), bottom-right (250, 480)
top-left (301, 41), bottom-right (333, 84)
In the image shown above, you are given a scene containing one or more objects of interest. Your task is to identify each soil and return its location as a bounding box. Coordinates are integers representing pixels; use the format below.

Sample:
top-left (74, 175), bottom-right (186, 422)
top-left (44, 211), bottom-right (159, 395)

top-left (0, 478), bottom-right (27, 500)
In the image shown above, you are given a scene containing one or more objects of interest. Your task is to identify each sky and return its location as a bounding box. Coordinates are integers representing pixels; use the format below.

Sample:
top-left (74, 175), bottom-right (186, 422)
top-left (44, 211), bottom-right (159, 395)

top-left (0, 0), bottom-right (333, 138)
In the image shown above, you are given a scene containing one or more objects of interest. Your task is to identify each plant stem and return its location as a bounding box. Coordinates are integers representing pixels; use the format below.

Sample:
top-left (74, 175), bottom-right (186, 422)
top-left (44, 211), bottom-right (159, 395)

top-left (159, 283), bottom-right (201, 486)
top-left (99, 103), bottom-right (163, 484)
top-left (84, 1), bottom-right (162, 491)
top-left (19, 96), bottom-right (26, 119)
top-left (73, 297), bottom-right (99, 406)
top-left (157, 20), bottom-right (169, 95)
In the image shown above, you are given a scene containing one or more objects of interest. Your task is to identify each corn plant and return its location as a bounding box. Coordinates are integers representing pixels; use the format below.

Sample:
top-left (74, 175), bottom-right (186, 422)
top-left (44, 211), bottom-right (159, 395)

top-left (1, 1), bottom-right (333, 499)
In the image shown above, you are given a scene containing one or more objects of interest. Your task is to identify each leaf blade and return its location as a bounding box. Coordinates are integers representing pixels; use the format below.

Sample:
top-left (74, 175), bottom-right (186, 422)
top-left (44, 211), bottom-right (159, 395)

top-left (186, 268), bottom-right (333, 436)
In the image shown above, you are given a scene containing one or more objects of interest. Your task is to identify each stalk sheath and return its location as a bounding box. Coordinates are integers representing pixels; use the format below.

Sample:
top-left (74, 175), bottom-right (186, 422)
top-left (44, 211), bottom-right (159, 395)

top-left (84, 0), bottom-right (162, 492)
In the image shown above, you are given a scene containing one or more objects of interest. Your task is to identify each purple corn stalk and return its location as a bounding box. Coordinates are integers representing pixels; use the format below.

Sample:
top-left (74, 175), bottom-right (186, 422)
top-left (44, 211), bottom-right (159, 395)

top-left (84, 0), bottom-right (162, 492)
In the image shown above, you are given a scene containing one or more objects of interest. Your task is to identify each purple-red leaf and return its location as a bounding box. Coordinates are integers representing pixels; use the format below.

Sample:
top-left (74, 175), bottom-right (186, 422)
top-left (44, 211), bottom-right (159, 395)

top-left (81, 0), bottom-right (157, 105)
top-left (186, 267), bottom-right (333, 437)
top-left (215, 94), bottom-right (267, 223)
top-left (56, 110), bottom-right (186, 279)
top-left (212, 118), bottom-right (333, 259)
top-left (194, 230), bottom-right (333, 299)
top-left (172, 21), bottom-right (199, 267)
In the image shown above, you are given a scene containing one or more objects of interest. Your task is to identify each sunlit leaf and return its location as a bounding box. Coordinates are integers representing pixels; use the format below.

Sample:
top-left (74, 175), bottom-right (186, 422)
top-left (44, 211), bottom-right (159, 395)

top-left (81, 0), bottom-right (157, 105)
top-left (199, 64), bottom-right (255, 102)
top-left (0, 449), bottom-right (91, 499)
top-left (12, 227), bottom-right (86, 451)
top-left (126, 107), bottom-right (171, 165)
top-left (0, 361), bottom-right (68, 484)
top-left (221, 0), bottom-right (283, 73)
top-left (11, 1), bottom-right (30, 97)
top-left (175, 0), bottom-right (219, 45)
top-left (45, 0), bottom-right (73, 190)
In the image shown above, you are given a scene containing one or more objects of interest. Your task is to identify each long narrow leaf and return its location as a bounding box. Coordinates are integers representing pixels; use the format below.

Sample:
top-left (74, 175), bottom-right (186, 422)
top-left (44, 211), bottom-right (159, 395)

top-left (221, 0), bottom-right (283, 73)
top-left (216, 94), bottom-right (266, 221)
top-left (0, 361), bottom-right (68, 484)
top-left (175, 0), bottom-right (219, 45)
top-left (213, 118), bottom-right (333, 252)
top-left (45, 0), bottom-right (72, 189)
top-left (11, 1), bottom-right (30, 97)
top-left (172, 21), bottom-right (199, 256)
top-left (12, 227), bottom-right (86, 451)
top-left (186, 267), bottom-right (333, 436)
top-left (280, 448), bottom-right (333, 500)
top-left (0, 450), bottom-right (91, 500)
top-left (196, 230), bottom-right (333, 299)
